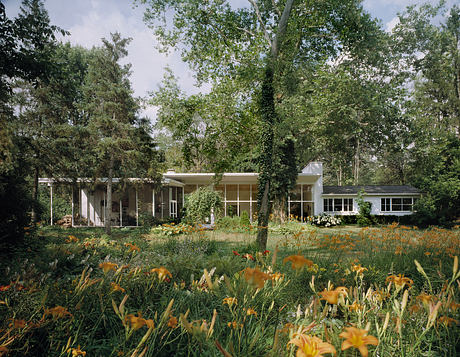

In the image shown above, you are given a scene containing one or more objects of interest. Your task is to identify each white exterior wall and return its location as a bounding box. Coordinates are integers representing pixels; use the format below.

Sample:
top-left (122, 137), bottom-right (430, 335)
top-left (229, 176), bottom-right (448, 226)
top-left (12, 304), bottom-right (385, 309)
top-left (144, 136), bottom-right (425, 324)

top-left (301, 162), bottom-right (323, 215)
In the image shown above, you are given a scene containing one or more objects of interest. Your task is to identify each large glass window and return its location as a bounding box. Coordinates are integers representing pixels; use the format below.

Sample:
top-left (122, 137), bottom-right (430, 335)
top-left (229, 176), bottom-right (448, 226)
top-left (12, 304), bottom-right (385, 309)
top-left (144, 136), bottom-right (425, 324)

top-left (381, 197), bottom-right (417, 212)
top-left (343, 198), bottom-right (353, 211)
top-left (226, 185), bottom-right (237, 201)
top-left (290, 185), bottom-right (301, 201)
top-left (324, 199), bottom-right (333, 212)
top-left (324, 198), bottom-right (353, 212)
top-left (239, 184), bottom-right (250, 200)
top-left (302, 185), bottom-right (312, 201)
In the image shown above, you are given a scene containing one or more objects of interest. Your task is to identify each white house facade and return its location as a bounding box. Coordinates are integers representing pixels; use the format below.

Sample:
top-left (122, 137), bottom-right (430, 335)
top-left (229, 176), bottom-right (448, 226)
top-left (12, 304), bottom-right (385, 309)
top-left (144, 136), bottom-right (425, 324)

top-left (39, 162), bottom-right (421, 227)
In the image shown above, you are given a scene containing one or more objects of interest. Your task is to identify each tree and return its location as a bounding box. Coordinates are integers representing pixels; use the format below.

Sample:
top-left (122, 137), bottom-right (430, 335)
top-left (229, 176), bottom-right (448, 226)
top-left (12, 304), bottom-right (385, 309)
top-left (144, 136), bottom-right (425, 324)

top-left (139, 0), bottom-right (385, 249)
top-left (83, 33), bottom-right (161, 234)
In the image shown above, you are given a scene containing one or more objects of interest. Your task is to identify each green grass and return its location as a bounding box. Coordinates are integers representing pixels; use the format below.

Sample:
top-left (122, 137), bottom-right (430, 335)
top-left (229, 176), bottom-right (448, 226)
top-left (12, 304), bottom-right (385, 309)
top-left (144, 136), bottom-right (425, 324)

top-left (0, 223), bottom-right (459, 356)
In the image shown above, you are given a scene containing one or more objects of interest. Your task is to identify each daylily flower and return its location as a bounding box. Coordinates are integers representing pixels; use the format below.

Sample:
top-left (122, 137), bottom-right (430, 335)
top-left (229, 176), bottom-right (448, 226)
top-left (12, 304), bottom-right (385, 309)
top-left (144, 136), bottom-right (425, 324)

top-left (244, 308), bottom-right (257, 316)
top-left (385, 274), bottom-right (413, 291)
top-left (351, 264), bottom-right (367, 275)
top-left (223, 297), bottom-right (238, 307)
top-left (67, 345), bottom-right (86, 357)
top-left (437, 316), bottom-right (458, 328)
top-left (227, 321), bottom-right (243, 329)
top-left (125, 312), bottom-right (149, 330)
top-left (125, 242), bottom-right (140, 252)
top-left (111, 282), bottom-right (125, 293)
top-left (339, 327), bottom-right (378, 357)
top-left (168, 316), bottom-right (178, 328)
top-left (45, 306), bottom-right (73, 319)
top-left (288, 333), bottom-right (336, 357)
top-left (243, 267), bottom-right (271, 289)
top-left (150, 267), bottom-right (172, 281)
top-left (242, 253), bottom-right (255, 261)
top-left (319, 286), bottom-right (348, 304)
top-left (99, 262), bottom-right (118, 273)
top-left (283, 255), bottom-right (314, 270)
top-left (9, 319), bottom-right (26, 329)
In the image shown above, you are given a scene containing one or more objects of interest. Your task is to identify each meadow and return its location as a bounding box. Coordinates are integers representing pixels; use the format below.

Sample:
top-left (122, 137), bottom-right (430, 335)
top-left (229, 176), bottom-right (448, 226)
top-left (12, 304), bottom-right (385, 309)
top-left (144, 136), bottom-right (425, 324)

top-left (0, 221), bottom-right (459, 356)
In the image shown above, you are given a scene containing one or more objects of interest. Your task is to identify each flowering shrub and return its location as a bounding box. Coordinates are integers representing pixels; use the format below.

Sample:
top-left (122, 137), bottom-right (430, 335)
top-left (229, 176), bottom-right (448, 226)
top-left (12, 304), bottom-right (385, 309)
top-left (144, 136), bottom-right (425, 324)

top-left (307, 213), bottom-right (342, 227)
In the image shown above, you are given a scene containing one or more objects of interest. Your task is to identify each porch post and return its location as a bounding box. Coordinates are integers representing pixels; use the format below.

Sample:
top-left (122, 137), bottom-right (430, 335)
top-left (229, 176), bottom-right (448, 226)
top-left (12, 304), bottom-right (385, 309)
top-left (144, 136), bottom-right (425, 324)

top-left (301, 184), bottom-right (303, 222)
top-left (120, 200), bottom-right (122, 226)
top-left (249, 184), bottom-right (252, 222)
top-left (49, 183), bottom-right (53, 225)
top-left (224, 184), bottom-right (227, 216)
top-left (152, 188), bottom-right (155, 217)
top-left (237, 184), bottom-right (240, 216)
top-left (71, 185), bottom-right (74, 227)
top-left (136, 188), bottom-right (139, 226)
top-left (87, 189), bottom-right (90, 227)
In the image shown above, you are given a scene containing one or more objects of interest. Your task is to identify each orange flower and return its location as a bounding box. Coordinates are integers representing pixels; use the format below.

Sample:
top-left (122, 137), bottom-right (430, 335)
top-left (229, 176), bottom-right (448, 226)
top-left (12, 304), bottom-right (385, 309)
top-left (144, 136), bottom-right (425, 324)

top-left (125, 312), bottom-right (148, 330)
top-left (283, 255), bottom-right (314, 270)
top-left (168, 316), bottom-right (178, 328)
top-left (0, 346), bottom-right (8, 356)
top-left (437, 316), bottom-right (458, 328)
top-left (319, 286), bottom-right (347, 304)
top-left (223, 297), bottom-right (238, 307)
top-left (243, 267), bottom-right (271, 289)
top-left (244, 308), bottom-right (257, 316)
top-left (99, 262), bottom-right (118, 273)
top-left (125, 243), bottom-right (140, 252)
top-left (351, 264), bottom-right (367, 275)
top-left (288, 333), bottom-right (336, 357)
top-left (111, 282), bottom-right (125, 293)
top-left (227, 321), bottom-right (243, 329)
top-left (150, 267), bottom-right (172, 281)
top-left (385, 274), bottom-right (413, 291)
top-left (416, 293), bottom-right (434, 308)
top-left (9, 319), bottom-right (26, 329)
top-left (271, 272), bottom-right (284, 282)
top-left (45, 306), bottom-right (73, 319)
top-left (66, 235), bottom-right (79, 243)
top-left (67, 345), bottom-right (86, 356)
top-left (339, 327), bottom-right (378, 357)
top-left (348, 301), bottom-right (364, 312)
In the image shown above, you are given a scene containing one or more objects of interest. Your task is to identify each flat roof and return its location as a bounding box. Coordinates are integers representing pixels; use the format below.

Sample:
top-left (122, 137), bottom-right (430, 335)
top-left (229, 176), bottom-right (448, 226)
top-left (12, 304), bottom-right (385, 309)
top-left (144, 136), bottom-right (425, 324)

top-left (323, 185), bottom-right (421, 195)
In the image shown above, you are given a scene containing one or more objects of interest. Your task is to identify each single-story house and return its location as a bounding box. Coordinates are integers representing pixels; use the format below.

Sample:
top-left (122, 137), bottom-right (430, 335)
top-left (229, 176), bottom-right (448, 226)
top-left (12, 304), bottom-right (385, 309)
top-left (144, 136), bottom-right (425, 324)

top-left (39, 162), bottom-right (421, 227)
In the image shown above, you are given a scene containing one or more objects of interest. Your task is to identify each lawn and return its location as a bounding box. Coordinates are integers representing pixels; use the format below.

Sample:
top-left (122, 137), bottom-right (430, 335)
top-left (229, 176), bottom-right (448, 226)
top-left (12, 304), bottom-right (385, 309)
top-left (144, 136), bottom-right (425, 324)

top-left (0, 222), bottom-right (459, 356)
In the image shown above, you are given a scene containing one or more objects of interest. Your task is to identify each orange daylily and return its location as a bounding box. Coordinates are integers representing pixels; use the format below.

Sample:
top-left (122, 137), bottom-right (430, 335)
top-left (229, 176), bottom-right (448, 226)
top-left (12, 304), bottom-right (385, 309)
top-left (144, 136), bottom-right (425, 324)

top-left (67, 345), bottom-right (86, 357)
top-left (385, 274), bottom-right (413, 291)
top-left (244, 307), bottom-right (257, 316)
top-left (99, 262), bottom-right (118, 273)
top-left (44, 306), bottom-right (73, 319)
top-left (125, 312), bottom-right (154, 330)
top-left (111, 282), bottom-right (125, 293)
top-left (168, 316), bottom-right (178, 328)
top-left (319, 286), bottom-right (348, 304)
top-left (243, 267), bottom-right (271, 289)
top-left (351, 264), bottom-right (367, 275)
top-left (125, 242), bottom-right (140, 252)
top-left (288, 333), bottom-right (336, 357)
top-left (339, 327), bottom-right (378, 357)
top-left (437, 316), bottom-right (458, 328)
top-left (223, 297), bottom-right (238, 307)
top-left (150, 267), bottom-right (172, 281)
top-left (283, 255), bottom-right (314, 270)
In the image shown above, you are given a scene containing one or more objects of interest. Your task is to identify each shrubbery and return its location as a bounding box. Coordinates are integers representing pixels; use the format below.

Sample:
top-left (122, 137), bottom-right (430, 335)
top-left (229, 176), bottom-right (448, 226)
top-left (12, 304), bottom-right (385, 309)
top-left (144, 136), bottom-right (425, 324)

top-left (306, 214), bottom-right (341, 227)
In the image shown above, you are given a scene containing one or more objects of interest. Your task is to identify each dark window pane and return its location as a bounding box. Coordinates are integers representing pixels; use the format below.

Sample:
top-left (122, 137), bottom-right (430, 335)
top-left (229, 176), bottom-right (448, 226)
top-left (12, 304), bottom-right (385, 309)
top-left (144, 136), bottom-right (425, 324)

top-left (334, 199), bottom-right (342, 211)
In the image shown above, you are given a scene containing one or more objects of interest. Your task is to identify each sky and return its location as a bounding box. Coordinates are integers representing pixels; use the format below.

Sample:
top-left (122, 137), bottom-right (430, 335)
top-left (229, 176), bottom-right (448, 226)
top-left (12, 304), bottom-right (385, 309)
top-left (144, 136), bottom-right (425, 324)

top-left (3, 0), bottom-right (446, 120)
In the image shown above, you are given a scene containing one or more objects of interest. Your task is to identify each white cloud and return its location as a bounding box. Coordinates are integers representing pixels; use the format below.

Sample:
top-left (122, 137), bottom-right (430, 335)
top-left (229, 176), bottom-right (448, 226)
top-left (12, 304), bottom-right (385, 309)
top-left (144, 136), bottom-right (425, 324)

top-left (385, 16), bottom-right (400, 32)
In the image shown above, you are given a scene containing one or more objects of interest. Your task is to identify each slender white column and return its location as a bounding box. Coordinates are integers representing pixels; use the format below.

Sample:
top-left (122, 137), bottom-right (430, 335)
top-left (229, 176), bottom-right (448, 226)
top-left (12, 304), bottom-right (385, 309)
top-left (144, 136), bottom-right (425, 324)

top-left (120, 200), bottom-right (122, 226)
top-left (152, 188), bottom-right (155, 217)
top-left (136, 188), bottom-right (139, 226)
top-left (224, 184), bottom-right (227, 216)
top-left (87, 190), bottom-right (90, 226)
top-left (249, 184), bottom-right (252, 222)
top-left (71, 185), bottom-right (74, 227)
top-left (301, 184), bottom-right (303, 222)
top-left (237, 184), bottom-right (240, 216)
top-left (50, 184), bottom-right (53, 225)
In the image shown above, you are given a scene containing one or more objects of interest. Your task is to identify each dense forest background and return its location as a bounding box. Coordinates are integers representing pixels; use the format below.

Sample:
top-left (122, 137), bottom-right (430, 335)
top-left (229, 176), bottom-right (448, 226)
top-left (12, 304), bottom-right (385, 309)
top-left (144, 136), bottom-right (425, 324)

top-left (1, 1), bottom-right (459, 249)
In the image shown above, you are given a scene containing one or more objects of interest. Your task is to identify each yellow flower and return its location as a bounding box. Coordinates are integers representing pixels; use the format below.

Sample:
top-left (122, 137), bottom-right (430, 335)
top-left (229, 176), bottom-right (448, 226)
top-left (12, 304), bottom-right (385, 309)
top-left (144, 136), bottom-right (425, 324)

top-left (243, 267), bottom-right (271, 289)
top-left (227, 321), bottom-right (243, 329)
top-left (44, 306), bottom-right (73, 319)
top-left (223, 297), bottom-right (238, 307)
top-left (283, 255), bottom-right (314, 270)
top-left (348, 301), bottom-right (364, 312)
top-left (319, 286), bottom-right (348, 304)
top-left (99, 262), bottom-right (118, 273)
top-left (111, 282), bottom-right (125, 293)
top-left (385, 274), bottom-right (413, 291)
top-left (67, 345), bottom-right (86, 357)
top-left (416, 293), bottom-right (434, 308)
top-left (150, 267), bottom-right (172, 281)
top-left (66, 235), bottom-right (79, 243)
top-left (339, 327), bottom-right (378, 357)
top-left (288, 333), bottom-right (336, 357)
top-left (271, 272), bottom-right (284, 282)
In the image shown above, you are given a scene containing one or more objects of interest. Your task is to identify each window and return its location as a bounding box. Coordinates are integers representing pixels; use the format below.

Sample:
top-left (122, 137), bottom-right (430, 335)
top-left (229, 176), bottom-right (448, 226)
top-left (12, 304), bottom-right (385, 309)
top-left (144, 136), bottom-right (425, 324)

top-left (343, 198), bottom-right (353, 211)
top-left (381, 197), bottom-right (417, 212)
top-left (324, 199), bottom-right (333, 212)
top-left (324, 198), bottom-right (353, 212)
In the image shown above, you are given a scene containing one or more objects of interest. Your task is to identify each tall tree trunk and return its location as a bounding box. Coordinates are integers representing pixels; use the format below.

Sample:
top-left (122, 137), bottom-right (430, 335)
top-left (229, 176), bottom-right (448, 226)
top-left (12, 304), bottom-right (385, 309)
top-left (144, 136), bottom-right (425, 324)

top-left (353, 138), bottom-right (360, 185)
top-left (31, 164), bottom-right (39, 223)
top-left (105, 154), bottom-right (114, 235)
top-left (255, 0), bottom-right (294, 251)
top-left (256, 65), bottom-right (275, 251)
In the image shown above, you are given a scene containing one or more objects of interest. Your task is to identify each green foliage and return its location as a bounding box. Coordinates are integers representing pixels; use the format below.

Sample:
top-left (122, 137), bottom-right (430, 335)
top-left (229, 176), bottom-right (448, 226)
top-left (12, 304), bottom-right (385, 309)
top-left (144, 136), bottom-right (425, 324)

top-left (183, 187), bottom-right (222, 224)
top-left (240, 210), bottom-right (250, 227)
top-left (38, 185), bottom-right (71, 224)
top-left (356, 190), bottom-right (373, 226)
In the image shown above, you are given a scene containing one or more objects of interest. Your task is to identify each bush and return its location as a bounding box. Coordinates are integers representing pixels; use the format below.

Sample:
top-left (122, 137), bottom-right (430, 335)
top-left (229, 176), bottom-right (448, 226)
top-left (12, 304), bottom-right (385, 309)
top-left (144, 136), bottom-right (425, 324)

top-left (356, 190), bottom-right (373, 226)
top-left (240, 210), bottom-right (250, 226)
top-left (306, 214), bottom-right (341, 227)
top-left (183, 187), bottom-right (222, 224)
